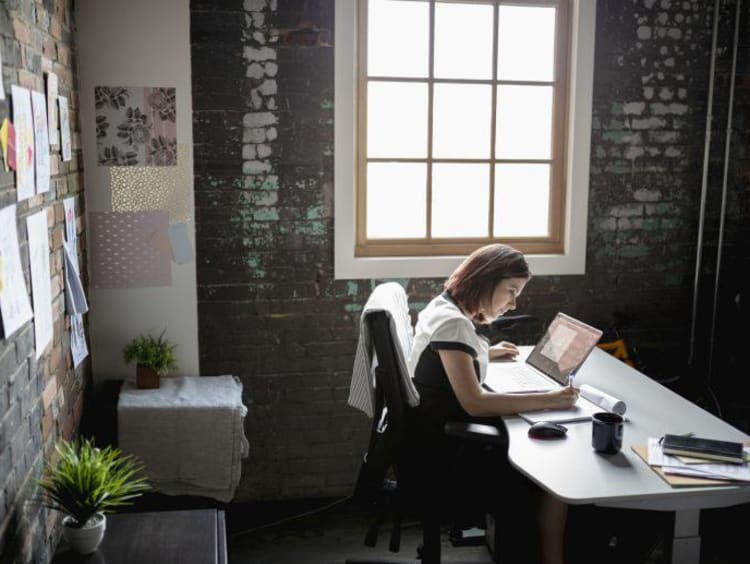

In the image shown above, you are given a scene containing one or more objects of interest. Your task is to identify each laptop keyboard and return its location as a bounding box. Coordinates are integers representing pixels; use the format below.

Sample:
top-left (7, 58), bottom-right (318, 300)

top-left (503, 364), bottom-right (556, 391)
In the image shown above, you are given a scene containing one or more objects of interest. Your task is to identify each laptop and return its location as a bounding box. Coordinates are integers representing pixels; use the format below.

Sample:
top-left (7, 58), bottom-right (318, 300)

top-left (483, 312), bottom-right (603, 394)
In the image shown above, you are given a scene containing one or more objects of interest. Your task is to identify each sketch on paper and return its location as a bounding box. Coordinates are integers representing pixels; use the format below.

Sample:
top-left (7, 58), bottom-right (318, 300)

top-left (27, 209), bottom-right (53, 358)
top-left (59, 95), bottom-right (72, 162)
top-left (95, 86), bottom-right (177, 167)
top-left (31, 91), bottom-right (51, 194)
top-left (0, 205), bottom-right (34, 338)
top-left (46, 72), bottom-right (59, 145)
top-left (11, 86), bottom-right (35, 201)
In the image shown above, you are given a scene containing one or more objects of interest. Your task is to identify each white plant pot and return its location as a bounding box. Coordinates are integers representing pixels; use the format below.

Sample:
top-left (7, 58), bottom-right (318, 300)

top-left (62, 513), bottom-right (106, 554)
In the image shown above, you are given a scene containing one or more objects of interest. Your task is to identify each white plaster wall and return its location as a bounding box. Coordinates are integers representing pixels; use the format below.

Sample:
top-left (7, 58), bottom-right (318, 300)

top-left (75, 0), bottom-right (199, 382)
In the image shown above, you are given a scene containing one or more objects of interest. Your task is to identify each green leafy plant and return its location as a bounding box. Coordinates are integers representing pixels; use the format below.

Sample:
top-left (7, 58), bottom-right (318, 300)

top-left (37, 438), bottom-right (150, 528)
top-left (122, 330), bottom-right (178, 375)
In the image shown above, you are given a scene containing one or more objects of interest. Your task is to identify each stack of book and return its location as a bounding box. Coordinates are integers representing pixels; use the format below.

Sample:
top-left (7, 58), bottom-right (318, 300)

top-left (646, 434), bottom-right (750, 483)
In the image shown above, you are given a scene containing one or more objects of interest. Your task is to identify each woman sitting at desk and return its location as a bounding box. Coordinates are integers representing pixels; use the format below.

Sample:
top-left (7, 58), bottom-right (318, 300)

top-left (407, 243), bottom-right (577, 564)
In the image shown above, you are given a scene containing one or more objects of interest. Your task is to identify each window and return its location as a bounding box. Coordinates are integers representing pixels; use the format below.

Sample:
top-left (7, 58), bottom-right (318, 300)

top-left (335, 0), bottom-right (597, 279)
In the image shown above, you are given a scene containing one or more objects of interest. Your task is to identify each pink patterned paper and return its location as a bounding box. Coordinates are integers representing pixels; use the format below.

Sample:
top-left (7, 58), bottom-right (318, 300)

top-left (90, 211), bottom-right (172, 288)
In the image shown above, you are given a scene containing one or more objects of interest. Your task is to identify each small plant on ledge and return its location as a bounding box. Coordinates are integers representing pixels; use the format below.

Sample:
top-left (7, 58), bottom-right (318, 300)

top-left (37, 438), bottom-right (150, 554)
top-left (123, 330), bottom-right (178, 389)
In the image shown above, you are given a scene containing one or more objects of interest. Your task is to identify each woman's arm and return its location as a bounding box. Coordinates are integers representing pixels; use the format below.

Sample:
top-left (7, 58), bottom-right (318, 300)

top-left (438, 349), bottom-right (578, 417)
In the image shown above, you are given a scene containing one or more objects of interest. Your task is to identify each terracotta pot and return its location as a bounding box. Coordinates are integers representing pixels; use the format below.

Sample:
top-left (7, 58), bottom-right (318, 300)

top-left (63, 513), bottom-right (106, 554)
top-left (136, 365), bottom-right (160, 389)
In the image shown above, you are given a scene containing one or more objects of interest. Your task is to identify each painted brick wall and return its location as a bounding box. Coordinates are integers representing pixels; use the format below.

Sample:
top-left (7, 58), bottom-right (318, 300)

top-left (0, 0), bottom-right (87, 561)
top-left (587, 0), bottom-right (716, 358)
top-left (191, 0), bottom-right (749, 501)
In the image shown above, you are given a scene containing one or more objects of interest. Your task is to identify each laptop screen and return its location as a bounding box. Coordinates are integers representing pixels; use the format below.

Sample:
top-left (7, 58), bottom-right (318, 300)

top-left (526, 313), bottom-right (603, 385)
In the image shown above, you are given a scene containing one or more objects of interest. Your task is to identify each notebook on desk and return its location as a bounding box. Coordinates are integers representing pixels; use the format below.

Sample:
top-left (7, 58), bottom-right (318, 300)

top-left (483, 312), bottom-right (603, 394)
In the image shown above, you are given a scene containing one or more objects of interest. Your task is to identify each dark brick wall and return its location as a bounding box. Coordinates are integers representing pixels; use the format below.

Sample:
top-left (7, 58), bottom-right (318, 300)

top-left (709, 0), bottom-right (750, 426)
top-left (0, 0), bottom-right (87, 561)
top-left (191, 0), bottom-right (750, 500)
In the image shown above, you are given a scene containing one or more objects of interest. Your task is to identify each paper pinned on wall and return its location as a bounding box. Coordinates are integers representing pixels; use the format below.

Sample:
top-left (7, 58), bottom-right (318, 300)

top-left (70, 313), bottom-right (88, 368)
top-left (95, 86), bottom-right (177, 167)
top-left (59, 95), bottom-right (71, 162)
top-left (110, 144), bottom-right (192, 222)
top-left (63, 197), bottom-right (78, 265)
top-left (168, 222), bottom-right (194, 264)
top-left (46, 72), bottom-right (59, 146)
top-left (62, 196), bottom-right (88, 367)
top-left (1, 119), bottom-right (16, 172)
top-left (0, 45), bottom-right (5, 101)
top-left (63, 241), bottom-right (88, 315)
top-left (0, 205), bottom-right (34, 338)
top-left (64, 196), bottom-right (76, 243)
top-left (11, 85), bottom-right (35, 201)
top-left (27, 209), bottom-right (53, 358)
top-left (31, 90), bottom-right (51, 194)
top-left (89, 211), bottom-right (172, 288)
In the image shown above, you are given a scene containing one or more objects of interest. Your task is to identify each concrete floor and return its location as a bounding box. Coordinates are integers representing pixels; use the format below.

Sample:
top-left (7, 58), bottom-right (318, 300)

top-left (118, 492), bottom-right (748, 563)
top-left (228, 501), bottom-right (493, 564)
top-left (225, 498), bottom-right (668, 564)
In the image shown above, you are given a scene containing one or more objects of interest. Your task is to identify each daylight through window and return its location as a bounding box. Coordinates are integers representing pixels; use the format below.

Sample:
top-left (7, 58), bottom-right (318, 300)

top-left (356, 0), bottom-right (572, 257)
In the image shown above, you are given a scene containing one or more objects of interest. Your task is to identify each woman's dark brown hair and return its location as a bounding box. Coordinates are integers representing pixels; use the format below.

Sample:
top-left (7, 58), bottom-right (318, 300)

top-left (444, 244), bottom-right (531, 322)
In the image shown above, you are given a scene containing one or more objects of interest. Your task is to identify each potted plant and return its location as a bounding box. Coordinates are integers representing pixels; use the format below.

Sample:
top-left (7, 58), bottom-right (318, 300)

top-left (37, 438), bottom-right (149, 554)
top-left (122, 330), bottom-right (178, 389)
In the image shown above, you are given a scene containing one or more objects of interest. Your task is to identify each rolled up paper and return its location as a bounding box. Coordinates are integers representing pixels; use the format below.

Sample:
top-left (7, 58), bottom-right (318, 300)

top-left (580, 384), bottom-right (627, 415)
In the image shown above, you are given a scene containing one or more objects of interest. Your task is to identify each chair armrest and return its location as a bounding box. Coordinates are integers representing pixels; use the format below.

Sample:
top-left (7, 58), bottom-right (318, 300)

top-left (443, 422), bottom-right (507, 445)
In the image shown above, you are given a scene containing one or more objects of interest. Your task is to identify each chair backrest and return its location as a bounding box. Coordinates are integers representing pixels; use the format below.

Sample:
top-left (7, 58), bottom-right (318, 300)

top-left (352, 310), bottom-right (411, 502)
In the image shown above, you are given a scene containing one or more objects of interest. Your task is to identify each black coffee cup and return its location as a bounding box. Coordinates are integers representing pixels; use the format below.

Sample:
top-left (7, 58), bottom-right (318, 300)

top-left (592, 412), bottom-right (624, 454)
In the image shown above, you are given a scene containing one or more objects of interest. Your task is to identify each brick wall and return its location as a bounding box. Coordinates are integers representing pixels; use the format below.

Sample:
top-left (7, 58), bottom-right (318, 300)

top-left (709, 0), bottom-right (750, 426)
top-left (0, 0), bottom-right (87, 562)
top-left (191, 0), bottom-right (749, 501)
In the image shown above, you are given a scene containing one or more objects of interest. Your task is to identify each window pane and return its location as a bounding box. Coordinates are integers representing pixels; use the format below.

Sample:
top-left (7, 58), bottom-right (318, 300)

top-left (498, 6), bottom-right (556, 82)
top-left (367, 163), bottom-right (427, 238)
top-left (434, 2), bottom-right (494, 80)
top-left (496, 85), bottom-right (553, 159)
top-left (494, 164), bottom-right (550, 237)
top-left (368, 81), bottom-right (428, 158)
top-left (432, 163), bottom-right (489, 238)
top-left (432, 83), bottom-right (492, 159)
top-left (368, 0), bottom-right (429, 78)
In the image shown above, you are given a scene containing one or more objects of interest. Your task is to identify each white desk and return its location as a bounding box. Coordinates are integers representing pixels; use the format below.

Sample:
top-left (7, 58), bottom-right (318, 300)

top-left (500, 347), bottom-right (750, 564)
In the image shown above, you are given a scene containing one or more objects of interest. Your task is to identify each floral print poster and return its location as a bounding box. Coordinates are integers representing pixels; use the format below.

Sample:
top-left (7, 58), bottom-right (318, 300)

top-left (95, 86), bottom-right (177, 167)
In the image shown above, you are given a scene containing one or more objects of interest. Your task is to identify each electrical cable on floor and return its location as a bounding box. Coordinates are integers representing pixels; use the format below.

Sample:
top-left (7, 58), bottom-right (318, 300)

top-left (230, 495), bottom-right (353, 539)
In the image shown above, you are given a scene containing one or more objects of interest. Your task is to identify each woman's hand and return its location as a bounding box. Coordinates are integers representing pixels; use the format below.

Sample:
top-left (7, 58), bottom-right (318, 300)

top-left (542, 386), bottom-right (579, 409)
top-left (544, 386), bottom-right (579, 408)
top-left (489, 341), bottom-right (519, 360)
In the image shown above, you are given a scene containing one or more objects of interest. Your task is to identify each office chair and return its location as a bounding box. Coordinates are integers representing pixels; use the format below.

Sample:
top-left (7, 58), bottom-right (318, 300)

top-left (347, 306), bottom-right (507, 564)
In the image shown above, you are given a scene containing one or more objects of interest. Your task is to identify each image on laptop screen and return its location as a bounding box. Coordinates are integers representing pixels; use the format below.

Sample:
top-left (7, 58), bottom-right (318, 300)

top-left (526, 313), bottom-right (603, 385)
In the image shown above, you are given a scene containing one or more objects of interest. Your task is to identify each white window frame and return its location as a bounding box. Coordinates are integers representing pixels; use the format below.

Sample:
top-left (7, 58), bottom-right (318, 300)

top-left (334, 0), bottom-right (597, 280)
